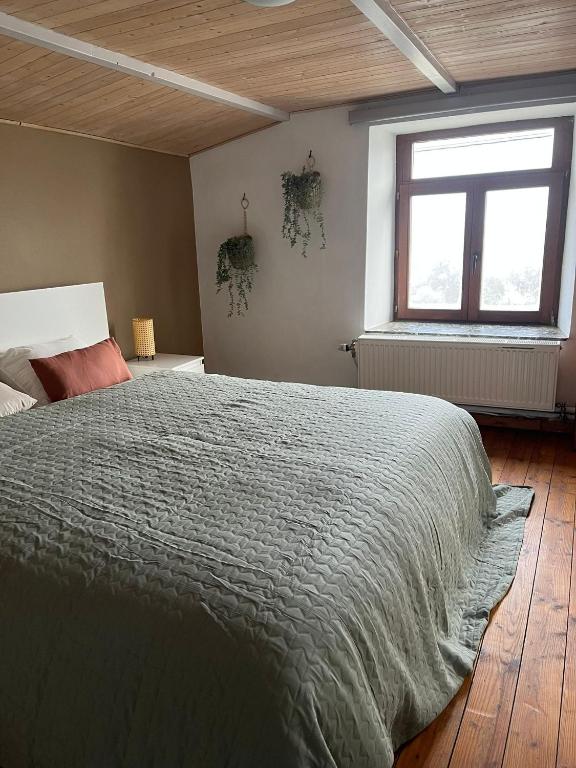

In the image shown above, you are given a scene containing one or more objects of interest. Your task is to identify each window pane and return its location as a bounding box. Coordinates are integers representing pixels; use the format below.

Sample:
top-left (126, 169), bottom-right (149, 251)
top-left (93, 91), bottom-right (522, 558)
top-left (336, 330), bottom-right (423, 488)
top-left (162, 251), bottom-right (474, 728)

top-left (408, 193), bottom-right (466, 310)
top-left (412, 128), bottom-right (554, 179)
top-left (480, 187), bottom-right (549, 312)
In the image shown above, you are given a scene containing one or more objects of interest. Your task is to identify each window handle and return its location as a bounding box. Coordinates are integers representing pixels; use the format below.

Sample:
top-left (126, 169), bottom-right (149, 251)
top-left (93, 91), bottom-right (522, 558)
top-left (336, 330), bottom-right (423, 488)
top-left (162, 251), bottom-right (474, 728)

top-left (472, 252), bottom-right (480, 274)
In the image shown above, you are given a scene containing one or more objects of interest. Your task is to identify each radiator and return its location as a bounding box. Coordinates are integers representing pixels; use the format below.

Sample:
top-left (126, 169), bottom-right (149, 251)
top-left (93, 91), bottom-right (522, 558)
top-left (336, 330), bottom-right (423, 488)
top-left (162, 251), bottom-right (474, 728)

top-left (357, 334), bottom-right (561, 412)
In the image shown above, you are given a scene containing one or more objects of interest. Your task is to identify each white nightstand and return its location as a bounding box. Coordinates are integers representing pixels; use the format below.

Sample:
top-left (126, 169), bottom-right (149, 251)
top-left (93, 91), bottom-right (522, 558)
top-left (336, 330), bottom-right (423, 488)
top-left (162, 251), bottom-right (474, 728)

top-left (127, 354), bottom-right (204, 378)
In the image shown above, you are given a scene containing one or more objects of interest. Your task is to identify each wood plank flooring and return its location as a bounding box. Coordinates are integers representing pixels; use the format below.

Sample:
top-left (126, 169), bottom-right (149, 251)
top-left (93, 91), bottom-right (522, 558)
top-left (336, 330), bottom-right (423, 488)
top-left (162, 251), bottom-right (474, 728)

top-left (396, 428), bottom-right (576, 768)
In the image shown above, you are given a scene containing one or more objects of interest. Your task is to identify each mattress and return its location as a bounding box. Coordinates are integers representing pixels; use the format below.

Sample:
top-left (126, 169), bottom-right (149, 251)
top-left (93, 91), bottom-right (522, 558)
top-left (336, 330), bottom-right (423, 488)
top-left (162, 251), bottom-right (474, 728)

top-left (0, 372), bottom-right (533, 768)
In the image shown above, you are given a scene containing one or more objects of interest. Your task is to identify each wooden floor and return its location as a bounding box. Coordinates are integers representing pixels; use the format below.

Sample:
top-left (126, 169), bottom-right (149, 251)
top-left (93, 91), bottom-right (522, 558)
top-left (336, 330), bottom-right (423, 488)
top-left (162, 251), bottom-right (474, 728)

top-left (395, 428), bottom-right (576, 768)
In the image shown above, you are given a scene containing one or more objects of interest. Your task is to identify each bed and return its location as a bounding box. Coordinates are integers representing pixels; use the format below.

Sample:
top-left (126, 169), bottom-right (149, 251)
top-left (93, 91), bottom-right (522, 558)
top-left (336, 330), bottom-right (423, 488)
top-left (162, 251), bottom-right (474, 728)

top-left (0, 362), bottom-right (532, 768)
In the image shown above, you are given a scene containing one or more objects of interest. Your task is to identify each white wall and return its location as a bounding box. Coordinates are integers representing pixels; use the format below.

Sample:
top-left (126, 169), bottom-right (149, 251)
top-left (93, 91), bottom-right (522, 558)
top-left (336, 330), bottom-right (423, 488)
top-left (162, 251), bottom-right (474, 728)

top-left (557, 122), bottom-right (576, 404)
top-left (191, 107), bottom-right (368, 387)
top-left (192, 102), bottom-right (576, 404)
top-left (364, 127), bottom-right (395, 330)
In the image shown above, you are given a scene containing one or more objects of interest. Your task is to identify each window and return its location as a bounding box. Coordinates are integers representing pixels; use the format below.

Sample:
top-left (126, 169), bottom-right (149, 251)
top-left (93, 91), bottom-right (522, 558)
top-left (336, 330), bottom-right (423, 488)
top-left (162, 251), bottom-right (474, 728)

top-left (395, 118), bottom-right (573, 324)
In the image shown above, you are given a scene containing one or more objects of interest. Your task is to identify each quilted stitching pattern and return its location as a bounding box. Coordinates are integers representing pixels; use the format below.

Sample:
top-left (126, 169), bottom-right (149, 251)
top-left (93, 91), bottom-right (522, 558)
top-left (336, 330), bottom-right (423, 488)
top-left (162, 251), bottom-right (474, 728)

top-left (0, 373), bottom-right (532, 768)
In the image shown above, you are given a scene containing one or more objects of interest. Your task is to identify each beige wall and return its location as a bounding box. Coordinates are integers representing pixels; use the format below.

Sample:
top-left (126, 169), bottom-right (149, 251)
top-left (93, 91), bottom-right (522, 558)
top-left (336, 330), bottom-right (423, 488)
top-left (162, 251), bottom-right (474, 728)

top-left (0, 123), bottom-right (202, 358)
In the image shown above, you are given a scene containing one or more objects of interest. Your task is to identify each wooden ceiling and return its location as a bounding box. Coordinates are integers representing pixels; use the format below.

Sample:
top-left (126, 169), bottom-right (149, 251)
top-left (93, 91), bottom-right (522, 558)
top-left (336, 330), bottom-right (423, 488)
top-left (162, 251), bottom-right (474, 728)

top-left (0, 35), bottom-right (275, 155)
top-left (391, 0), bottom-right (576, 82)
top-left (0, 0), bottom-right (575, 156)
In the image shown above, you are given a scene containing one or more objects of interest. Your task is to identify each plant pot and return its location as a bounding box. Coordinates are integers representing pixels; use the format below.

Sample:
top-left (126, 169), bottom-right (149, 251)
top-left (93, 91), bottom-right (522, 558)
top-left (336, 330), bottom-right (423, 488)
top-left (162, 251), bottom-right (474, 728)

top-left (294, 171), bottom-right (322, 211)
top-left (225, 235), bottom-right (255, 270)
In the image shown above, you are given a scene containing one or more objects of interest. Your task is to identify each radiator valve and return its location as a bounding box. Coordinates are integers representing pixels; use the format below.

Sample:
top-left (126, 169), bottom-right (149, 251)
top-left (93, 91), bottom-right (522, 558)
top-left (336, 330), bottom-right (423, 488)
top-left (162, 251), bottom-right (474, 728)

top-left (338, 339), bottom-right (357, 361)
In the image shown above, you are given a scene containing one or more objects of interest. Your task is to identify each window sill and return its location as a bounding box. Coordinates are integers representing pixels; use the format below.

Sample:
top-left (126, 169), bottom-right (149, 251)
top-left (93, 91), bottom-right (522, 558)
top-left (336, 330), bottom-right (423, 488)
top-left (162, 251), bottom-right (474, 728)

top-left (365, 321), bottom-right (568, 341)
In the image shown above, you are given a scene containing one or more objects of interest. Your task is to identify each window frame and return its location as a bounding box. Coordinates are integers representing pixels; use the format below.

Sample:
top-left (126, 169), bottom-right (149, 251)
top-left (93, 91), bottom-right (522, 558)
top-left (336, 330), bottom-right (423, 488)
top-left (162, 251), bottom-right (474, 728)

top-left (394, 117), bottom-right (573, 325)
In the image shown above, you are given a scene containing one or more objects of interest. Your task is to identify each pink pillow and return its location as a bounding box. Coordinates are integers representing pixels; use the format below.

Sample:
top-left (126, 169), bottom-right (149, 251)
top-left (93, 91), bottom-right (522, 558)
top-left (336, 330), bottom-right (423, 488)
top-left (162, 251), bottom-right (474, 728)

top-left (30, 338), bottom-right (132, 402)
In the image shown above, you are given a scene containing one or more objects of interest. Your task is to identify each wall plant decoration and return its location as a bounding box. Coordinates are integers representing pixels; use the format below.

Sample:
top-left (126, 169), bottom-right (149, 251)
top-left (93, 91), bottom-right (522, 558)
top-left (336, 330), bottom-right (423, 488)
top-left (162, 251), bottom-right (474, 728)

top-left (282, 150), bottom-right (326, 257)
top-left (216, 193), bottom-right (258, 317)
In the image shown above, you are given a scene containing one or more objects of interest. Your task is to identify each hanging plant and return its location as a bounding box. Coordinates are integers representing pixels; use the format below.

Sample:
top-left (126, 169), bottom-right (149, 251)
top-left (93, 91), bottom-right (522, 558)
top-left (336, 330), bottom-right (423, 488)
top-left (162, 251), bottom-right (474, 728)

top-left (282, 151), bottom-right (326, 257)
top-left (216, 194), bottom-right (258, 317)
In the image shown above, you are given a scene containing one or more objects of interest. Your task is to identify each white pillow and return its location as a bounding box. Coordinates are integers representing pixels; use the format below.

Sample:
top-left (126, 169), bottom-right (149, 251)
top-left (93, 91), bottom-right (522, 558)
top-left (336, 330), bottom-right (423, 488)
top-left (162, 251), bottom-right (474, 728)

top-left (0, 336), bottom-right (84, 406)
top-left (0, 381), bottom-right (37, 417)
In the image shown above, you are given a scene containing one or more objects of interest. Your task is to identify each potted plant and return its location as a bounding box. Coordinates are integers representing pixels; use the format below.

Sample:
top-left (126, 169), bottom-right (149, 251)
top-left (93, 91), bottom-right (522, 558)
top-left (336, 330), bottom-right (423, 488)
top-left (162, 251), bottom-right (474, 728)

top-left (282, 152), bottom-right (326, 257)
top-left (216, 233), bottom-right (257, 317)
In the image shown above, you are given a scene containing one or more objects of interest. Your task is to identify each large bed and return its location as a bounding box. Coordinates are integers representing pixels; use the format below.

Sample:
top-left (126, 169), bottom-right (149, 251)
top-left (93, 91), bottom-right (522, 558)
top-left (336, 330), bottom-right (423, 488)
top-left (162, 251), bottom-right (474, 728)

top-left (0, 369), bottom-right (532, 768)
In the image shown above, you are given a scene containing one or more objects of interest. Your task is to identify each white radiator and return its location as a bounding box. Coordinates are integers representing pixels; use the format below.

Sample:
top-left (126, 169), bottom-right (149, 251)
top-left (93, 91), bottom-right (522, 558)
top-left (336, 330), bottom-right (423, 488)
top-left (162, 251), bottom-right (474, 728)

top-left (357, 334), bottom-right (561, 412)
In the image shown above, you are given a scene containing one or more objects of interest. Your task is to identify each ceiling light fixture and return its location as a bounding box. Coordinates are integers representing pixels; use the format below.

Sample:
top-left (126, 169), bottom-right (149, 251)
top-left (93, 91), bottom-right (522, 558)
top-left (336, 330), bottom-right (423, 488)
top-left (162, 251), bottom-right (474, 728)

top-left (244, 0), bottom-right (296, 6)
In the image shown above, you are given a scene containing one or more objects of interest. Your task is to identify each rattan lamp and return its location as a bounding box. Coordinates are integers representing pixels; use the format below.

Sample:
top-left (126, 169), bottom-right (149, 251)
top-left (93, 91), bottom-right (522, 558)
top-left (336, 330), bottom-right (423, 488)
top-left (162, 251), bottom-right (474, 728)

top-left (132, 317), bottom-right (155, 361)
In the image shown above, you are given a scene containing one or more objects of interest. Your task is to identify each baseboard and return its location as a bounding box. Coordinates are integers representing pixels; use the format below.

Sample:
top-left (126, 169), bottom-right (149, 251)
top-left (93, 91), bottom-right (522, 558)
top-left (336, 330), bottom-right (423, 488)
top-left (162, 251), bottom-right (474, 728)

top-left (471, 411), bottom-right (573, 434)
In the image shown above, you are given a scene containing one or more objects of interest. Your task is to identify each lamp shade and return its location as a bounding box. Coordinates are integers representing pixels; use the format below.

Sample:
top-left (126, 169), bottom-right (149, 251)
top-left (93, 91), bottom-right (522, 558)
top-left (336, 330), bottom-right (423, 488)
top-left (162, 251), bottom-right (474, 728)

top-left (132, 317), bottom-right (155, 359)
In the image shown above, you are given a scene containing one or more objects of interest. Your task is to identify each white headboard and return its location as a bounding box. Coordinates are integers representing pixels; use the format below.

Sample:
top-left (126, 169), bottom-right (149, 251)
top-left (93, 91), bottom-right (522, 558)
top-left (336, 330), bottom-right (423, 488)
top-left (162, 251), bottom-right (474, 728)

top-left (0, 282), bottom-right (109, 349)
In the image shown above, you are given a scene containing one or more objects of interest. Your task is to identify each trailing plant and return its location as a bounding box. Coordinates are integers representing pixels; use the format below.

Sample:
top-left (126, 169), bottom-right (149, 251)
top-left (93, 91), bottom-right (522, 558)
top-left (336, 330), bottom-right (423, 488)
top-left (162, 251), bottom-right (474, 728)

top-left (216, 235), bottom-right (257, 317)
top-left (216, 194), bottom-right (257, 317)
top-left (282, 152), bottom-right (326, 257)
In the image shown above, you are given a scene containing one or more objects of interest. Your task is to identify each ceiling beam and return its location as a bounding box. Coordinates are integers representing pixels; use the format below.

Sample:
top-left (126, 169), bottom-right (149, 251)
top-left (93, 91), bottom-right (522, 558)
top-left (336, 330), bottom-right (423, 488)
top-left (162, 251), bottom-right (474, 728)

top-left (348, 72), bottom-right (576, 125)
top-left (349, 0), bottom-right (456, 94)
top-left (0, 10), bottom-right (289, 123)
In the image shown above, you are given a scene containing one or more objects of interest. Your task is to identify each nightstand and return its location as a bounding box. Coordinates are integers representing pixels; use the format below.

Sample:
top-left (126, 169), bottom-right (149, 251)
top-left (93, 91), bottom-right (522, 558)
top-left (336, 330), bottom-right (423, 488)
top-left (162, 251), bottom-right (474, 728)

top-left (127, 354), bottom-right (204, 378)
